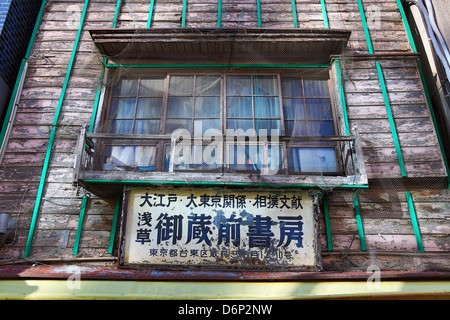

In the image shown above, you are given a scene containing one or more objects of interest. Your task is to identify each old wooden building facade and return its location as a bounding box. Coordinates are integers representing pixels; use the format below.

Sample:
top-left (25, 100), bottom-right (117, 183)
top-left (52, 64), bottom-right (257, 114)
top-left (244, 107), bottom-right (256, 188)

top-left (0, 0), bottom-right (449, 298)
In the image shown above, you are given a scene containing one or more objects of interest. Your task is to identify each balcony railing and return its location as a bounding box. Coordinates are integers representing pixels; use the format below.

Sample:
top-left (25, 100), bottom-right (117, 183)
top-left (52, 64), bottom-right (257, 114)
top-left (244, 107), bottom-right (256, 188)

top-left (73, 124), bottom-right (367, 197)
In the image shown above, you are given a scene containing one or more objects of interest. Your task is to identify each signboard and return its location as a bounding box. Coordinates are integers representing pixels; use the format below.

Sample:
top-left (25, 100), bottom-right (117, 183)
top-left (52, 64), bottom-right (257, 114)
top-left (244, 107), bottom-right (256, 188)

top-left (120, 188), bottom-right (321, 270)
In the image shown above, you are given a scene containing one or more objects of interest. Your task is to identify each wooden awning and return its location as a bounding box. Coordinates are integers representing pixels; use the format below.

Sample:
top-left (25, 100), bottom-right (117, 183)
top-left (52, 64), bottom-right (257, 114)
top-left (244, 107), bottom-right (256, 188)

top-left (89, 28), bottom-right (351, 64)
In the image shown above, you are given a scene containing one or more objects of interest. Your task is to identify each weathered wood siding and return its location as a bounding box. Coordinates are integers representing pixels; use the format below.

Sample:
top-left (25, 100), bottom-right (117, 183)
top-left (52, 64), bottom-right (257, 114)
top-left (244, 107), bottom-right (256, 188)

top-left (0, 0), bottom-right (448, 272)
top-left (340, 57), bottom-right (447, 179)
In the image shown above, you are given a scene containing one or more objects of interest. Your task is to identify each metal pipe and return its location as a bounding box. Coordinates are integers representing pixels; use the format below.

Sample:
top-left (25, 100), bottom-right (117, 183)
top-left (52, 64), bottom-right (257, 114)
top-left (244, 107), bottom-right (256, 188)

top-left (423, 0), bottom-right (450, 67)
top-left (414, 0), bottom-right (450, 80)
top-left (24, 0), bottom-right (90, 258)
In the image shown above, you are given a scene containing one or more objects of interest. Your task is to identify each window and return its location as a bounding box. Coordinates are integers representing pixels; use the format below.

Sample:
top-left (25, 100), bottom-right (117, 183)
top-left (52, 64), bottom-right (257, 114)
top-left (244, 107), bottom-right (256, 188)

top-left (282, 78), bottom-right (338, 173)
top-left (100, 71), bottom-right (338, 175)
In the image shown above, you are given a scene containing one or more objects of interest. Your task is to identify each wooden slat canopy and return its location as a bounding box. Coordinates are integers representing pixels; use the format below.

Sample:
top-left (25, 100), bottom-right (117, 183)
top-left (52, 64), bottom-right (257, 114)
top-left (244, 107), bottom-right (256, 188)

top-left (89, 28), bottom-right (351, 64)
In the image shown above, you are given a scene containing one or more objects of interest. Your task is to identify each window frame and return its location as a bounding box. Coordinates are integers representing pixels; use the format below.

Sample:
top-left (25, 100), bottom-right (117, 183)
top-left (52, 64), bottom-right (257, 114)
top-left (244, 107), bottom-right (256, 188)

top-left (98, 68), bottom-right (342, 175)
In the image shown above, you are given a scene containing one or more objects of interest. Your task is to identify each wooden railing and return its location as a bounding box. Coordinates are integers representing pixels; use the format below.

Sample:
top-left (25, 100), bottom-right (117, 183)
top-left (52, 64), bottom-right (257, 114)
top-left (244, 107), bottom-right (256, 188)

top-left (73, 124), bottom-right (367, 190)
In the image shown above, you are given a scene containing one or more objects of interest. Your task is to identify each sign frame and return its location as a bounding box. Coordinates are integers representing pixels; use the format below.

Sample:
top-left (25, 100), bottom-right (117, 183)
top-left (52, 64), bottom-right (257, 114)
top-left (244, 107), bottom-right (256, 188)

top-left (118, 186), bottom-right (322, 271)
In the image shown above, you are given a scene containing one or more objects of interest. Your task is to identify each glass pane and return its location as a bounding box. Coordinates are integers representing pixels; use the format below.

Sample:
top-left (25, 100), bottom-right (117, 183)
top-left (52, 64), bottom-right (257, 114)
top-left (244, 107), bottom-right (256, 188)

top-left (288, 147), bottom-right (337, 173)
top-left (281, 78), bottom-right (303, 97)
top-left (136, 98), bottom-right (162, 118)
top-left (195, 97), bottom-right (220, 118)
top-left (167, 97), bottom-right (193, 118)
top-left (285, 120), bottom-right (307, 136)
top-left (165, 119), bottom-right (193, 134)
top-left (303, 79), bottom-right (329, 97)
top-left (134, 120), bottom-right (160, 134)
top-left (228, 145), bottom-right (259, 171)
top-left (196, 75), bottom-right (221, 95)
top-left (226, 119), bottom-right (255, 135)
top-left (194, 119), bottom-right (220, 135)
top-left (227, 75), bottom-right (251, 95)
top-left (305, 99), bottom-right (332, 120)
top-left (227, 97), bottom-right (252, 117)
top-left (104, 146), bottom-right (156, 170)
top-left (256, 119), bottom-right (281, 135)
top-left (169, 76), bottom-right (194, 95)
top-left (254, 96), bottom-right (280, 118)
top-left (254, 75), bottom-right (278, 95)
top-left (139, 79), bottom-right (164, 97)
top-left (108, 98), bottom-right (136, 119)
top-left (135, 146), bottom-right (157, 168)
top-left (283, 99), bottom-right (305, 119)
top-left (112, 79), bottom-right (138, 96)
top-left (107, 119), bottom-right (133, 134)
top-left (164, 145), bottom-right (220, 170)
top-left (308, 121), bottom-right (333, 136)
top-left (227, 145), bottom-right (281, 172)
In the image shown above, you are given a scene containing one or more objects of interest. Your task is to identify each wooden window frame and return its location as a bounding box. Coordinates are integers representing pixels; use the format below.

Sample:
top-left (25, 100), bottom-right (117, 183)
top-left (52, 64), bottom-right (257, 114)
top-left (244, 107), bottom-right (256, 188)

top-left (97, 68), bottom-right (342, 176)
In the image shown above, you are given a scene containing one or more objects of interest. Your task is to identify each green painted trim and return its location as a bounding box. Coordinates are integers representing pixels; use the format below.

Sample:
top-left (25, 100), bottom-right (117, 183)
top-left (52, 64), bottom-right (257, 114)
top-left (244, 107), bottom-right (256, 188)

top-left (335, 60), bottom-right (350, 136)
top-left (112, 0), bottom-right (122, 29)
top-left (24, 0), bottom-right (90, 258)
top-left (290, 0), bottom-right (298, 28)
top-left (320, 0), bottom-right (329, 29)
top-left (256, 0), bottom-right (262, 28)
top-left (147, 0), bottom-right (156, 28)
top-left (108, 194), bottom-right (121, 254)
top-left (182, 0), bottom-right (187, 27)
top-left (73, 196), bottom-right (89, 255)
top-left (395, 0), bottom-right (417, 53)
top-left (356, 0), bottom-right (374, 54)
top-left (217, 0), bottom-right (222, 28)
top-left (105, 63), bottom-right (330, 68)
top-left (89, 58), bottom-right (106, 133)
top-left (323, 198), bottom-right (333, 251)
top-left (353, 192), bottom-right (367, 251)
top-left (376, 61), bottom-right (407, 177)
top-left (405, 191), bottom-right (424, 252)
top-left (83, 179), bottom-right (369, 189)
